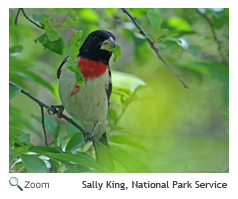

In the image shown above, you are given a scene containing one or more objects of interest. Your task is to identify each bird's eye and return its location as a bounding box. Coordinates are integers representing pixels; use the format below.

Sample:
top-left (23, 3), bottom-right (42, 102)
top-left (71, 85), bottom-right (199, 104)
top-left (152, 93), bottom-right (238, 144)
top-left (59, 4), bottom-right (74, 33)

top-left (93, 36), bottom-right (100, 42)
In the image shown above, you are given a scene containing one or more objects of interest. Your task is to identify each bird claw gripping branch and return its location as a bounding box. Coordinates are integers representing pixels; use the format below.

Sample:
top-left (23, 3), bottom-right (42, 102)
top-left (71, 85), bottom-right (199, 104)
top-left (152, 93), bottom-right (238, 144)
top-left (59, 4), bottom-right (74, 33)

top-left (47, 105), bottom-right (64, 118)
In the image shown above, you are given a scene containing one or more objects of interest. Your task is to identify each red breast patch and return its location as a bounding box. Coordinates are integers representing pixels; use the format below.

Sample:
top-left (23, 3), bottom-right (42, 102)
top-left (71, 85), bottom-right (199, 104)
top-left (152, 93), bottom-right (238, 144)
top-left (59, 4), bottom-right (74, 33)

top-left (78, 58), bottom-right (108, 81)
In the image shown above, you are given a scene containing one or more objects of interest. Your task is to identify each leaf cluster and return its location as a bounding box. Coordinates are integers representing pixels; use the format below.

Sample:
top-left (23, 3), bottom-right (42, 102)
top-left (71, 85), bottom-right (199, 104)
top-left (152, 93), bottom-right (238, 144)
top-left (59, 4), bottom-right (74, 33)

top-left (135, 9), bottom-right (182, 51)
top-left (9, 73), bottom-right (150, 172)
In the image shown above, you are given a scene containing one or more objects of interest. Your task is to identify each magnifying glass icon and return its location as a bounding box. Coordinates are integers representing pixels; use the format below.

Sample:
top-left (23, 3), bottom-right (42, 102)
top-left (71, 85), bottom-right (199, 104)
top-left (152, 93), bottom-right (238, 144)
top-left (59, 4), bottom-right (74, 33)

top-left (9, 177), bottom-right (23, 191)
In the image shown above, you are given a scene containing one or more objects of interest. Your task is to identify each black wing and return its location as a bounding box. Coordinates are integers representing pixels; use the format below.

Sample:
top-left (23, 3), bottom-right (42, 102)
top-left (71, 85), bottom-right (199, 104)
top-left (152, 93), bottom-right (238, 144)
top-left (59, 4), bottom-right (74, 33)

top-left (57, 56), bottom-right (69, 79)
top-left (106, 66), bottom-right (112, 107)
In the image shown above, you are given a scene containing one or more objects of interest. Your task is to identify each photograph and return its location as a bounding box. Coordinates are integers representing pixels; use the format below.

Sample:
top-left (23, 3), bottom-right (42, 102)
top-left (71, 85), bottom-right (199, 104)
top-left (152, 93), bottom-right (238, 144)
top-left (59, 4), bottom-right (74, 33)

top-left (9, 8), bottom-right (229, 174)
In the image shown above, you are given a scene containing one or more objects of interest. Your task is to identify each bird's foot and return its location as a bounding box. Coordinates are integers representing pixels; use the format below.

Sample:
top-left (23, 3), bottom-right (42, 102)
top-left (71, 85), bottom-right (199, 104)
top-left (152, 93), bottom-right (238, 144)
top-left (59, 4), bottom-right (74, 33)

top-left (84, 121), bottom-right (99, 142)
top-left (47, 105), bottom-right (64, 118)
top-left (84, 130), bottom-right (94, 142)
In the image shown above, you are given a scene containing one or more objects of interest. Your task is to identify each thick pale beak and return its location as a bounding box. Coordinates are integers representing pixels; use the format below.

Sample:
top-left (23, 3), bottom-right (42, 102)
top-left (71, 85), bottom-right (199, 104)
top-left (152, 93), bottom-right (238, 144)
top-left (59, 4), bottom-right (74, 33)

top-left (100, 36), bottom-right (116, 51)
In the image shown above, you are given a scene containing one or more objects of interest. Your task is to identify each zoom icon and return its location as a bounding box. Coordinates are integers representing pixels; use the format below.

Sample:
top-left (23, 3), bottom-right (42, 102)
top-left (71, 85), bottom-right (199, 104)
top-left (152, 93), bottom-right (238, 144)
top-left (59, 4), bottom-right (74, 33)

top-left (9, 177), bottom-right (23, 191)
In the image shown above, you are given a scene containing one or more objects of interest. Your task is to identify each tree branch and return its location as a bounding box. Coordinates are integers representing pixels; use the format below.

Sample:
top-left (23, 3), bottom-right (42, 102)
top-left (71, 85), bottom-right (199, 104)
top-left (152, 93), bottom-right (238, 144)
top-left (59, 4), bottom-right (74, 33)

top-left (9, 81), bottom-right (131, 172)
top-left (40, 105), bottom-right (48, 146)
top-left (15, 8), bottom-right (45, 29)
top-left (9, 81), bottom-right (49, 109)
top-left (15, 8), bottom-right (21, 25)
top-left (121, 8), bottom-right (189, 89)
top-left (199, 12), bottom-right (229, 66)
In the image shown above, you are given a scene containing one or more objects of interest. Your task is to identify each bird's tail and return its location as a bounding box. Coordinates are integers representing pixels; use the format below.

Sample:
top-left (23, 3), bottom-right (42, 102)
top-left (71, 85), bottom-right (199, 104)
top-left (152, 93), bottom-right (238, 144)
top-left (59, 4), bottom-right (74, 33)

top-left (93, 133), bottom-right (114, 171)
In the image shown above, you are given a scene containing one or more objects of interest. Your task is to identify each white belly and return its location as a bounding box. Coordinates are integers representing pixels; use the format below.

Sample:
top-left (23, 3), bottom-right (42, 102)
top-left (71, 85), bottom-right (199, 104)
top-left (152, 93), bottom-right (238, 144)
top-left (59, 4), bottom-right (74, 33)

top-left (58, 64), bottom-right (109, 138)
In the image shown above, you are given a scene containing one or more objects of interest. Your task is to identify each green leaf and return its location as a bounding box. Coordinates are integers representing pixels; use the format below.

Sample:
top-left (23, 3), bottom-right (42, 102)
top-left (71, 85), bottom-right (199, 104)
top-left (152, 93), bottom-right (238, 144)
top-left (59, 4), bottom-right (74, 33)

top-left (45, 24), bottom-right (61, 41)
top-left (14, 146), bottom-right (30, 154)
top-left (156, 42), bottom-right (166, 50)
top-left (49, 158), bottom-right (61, 170)
top-left (70, 30), bottom-right (82, 45)
top-left (65, 132), bottom-right (85, 152)
top-left (144, 34), bottom-right (154, 41)
top-left (32, 14), bottom-right (50, 21)
top-left (155, 28), bottom-right (169, 37)
top-left (208, 8), bottom-right (224, 19)
top-left (107, 108), bottom-right (118, 123)
top-left (35, 33), bottom-right (65, 55)
top-left (10, 106), bottom-right (41, 137)
top-left (165, 37), bottom-right (182, 43)
top-left (29, 146), bottom-right (61, 153)
top-left (9, 67), bottom-right (54, 91)
top-left (57, 135), bottom-right (67, 151)
top-left (9, 45), bottom-right (23, 56)
top-left (9, 126), bottom-right (31, 146)
top-left (66, 29), bottom-right (84, 86)
top-left (33, 14), bottom-right (53, 28)
top-left (9, 126), bottom-right (23, 147)
top-left (147, 9), bottom-right (161, 30)
top-left (40, 17), bottom-right (54, 28)
top-left (112, 85), bottom-right (131, 98)
top-left (167, 17), bottom-right (191, 31)
top-left (42, 35), bottom-right (65, 55)
top-left (110, 135), bottom-right (148, 153)
top-left (219, 145), bottom-right (229, 150)
top-left (9, 86), bottom-right (21, 100)
top-left (159, 33), bottom-right (179, 43)
top-left (70, 10), bottom-right (78, 21)
top-left (34, 32), bottom-right (46, 44)
top-left (166, 46), bottom-right (180, 53)
top-left (63, 161), bottom-right (79, 173)
top-left (110, 143), bottom-right (152, 172)
top-left (111, 70), bottom-right (146, 92)
top-left (38, 152), bottom-right (105, 172)
top-left (178, 60), bottom-right (229, 85)
top-left (20, 154), bottom-right (47, 173)
top-left (219, 111), bottom-right (229, 116)
top-left (110, 44), bottom-right (122, 62)
top-left (220, 118), bottom-right (229, 121)
top-left (177, 30), bottom-right (199, 36)
top-left (66, 118), bottom-right (82, 135)
top-left (65, 63), bottom-right (80, 73)
top-left (76, 72), bottom-right (85, 86)
top-left (69, 40), bottom-right (81, 63)
top-left (225, 133), bottom-right (229, 141)
top-left (16, 129), bottom-right (31, 145)
top-left (43, 117), bottom-right (60, 138)
top-left (65, 62), bottom-right (85, 86)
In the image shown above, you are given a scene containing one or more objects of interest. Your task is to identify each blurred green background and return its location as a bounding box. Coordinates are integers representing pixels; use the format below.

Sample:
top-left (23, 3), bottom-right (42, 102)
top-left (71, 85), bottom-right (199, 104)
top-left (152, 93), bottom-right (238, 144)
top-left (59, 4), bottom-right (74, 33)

top-left (9, 8), bottom-right (229, 173)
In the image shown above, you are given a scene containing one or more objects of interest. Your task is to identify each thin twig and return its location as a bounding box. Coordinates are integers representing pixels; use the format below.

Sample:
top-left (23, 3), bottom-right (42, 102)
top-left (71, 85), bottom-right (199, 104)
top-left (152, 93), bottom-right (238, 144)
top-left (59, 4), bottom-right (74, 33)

top-left (15, 8), bottom-right (45, 29)
top-left (9, 81), bottom-right (131, 172)
top-left (17, 165), bottom-right (25, 173)
top-left (15, 8), bottom-right (21, 25)
top-left (61, 11), bottom-right (72, 25)
top-left (40, 105), bottom-right (48, 146)
top-left (61, 114), bottom-right (87, 136)
top-left (59, 25), bottom-right (74, 31)
top-left (200, 12), bottom-right (228, 66)
top-left (9, 81), bottom-right (49, 109)
top-left (121, 8), bottom-right (189, 89)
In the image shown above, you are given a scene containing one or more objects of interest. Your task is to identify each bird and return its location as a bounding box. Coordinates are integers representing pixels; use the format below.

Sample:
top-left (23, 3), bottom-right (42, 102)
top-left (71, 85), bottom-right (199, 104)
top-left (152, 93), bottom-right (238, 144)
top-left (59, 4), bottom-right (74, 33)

top-left (57, 30), bottom-right (115, 171)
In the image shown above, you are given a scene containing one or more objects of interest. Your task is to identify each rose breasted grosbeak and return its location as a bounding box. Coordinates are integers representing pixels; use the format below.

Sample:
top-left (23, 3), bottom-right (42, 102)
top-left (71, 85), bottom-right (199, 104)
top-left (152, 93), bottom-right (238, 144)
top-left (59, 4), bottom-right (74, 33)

top-left (57, 30), bottom-right (115, 170)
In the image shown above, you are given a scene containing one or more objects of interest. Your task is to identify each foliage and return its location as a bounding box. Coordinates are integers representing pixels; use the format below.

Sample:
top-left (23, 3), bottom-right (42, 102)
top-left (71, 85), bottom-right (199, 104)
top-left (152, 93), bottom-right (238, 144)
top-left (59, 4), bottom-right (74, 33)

top-left (219, 109), bottom-right (229, 150)
top-left (110, 44), bottom-right (122, 62)
top-left (9, 8), bottom-right (229, 173)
